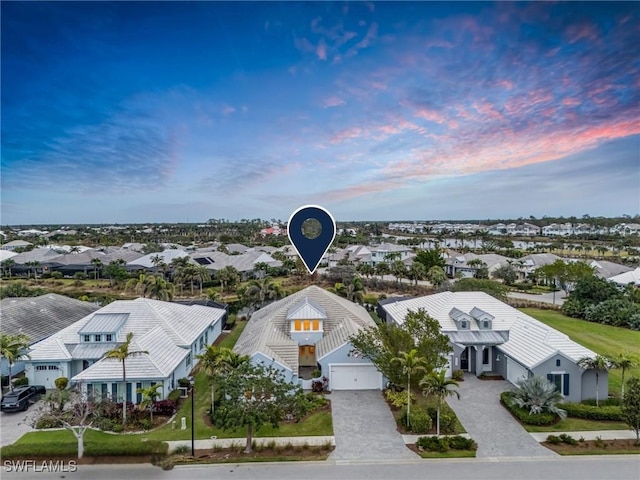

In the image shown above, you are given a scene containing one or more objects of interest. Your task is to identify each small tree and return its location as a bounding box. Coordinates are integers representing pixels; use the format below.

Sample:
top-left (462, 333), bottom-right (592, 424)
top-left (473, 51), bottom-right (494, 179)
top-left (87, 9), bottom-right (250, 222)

top-left (137, 384), bottom-right (163, 423)
top-left (577, 355), bottom-right (610, 407)
top-left (391, 349), bottom-right (428, 428)
top-left (0, 333), bottom-right (31, 391)
top-left (419, 370), bottom-right (460, 436)
top-left (621, 377), bottom-right (640, 444)
top-left (212, 361), bottom-right (302, 453)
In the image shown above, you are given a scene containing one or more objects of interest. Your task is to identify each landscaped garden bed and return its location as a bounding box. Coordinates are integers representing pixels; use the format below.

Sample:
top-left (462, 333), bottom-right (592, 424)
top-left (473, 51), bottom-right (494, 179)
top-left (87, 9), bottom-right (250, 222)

top-left (171, 442), bottom-right (334, 465)
top-left (542, 435), bottom-right (640, 455)
top-left (384, 389), bottom-right (465, 435)
top-left (406, 435), bottom-right (477, 458)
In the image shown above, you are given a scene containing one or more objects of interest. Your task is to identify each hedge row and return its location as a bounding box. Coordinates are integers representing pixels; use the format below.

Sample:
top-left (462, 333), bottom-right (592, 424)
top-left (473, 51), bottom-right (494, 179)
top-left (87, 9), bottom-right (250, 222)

top-left (559, 402), bottom-right (623, 421)
top-left (416, 435), bottom-right (477, 453)
top-left (0, 439), bottom-right (168, 460)
top-left (500, 392), bottom-right (557, 426)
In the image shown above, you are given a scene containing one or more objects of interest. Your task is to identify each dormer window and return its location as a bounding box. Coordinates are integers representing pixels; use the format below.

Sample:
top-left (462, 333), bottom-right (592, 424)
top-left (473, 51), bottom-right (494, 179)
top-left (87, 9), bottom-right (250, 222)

top-left (461, 320), bottom-right (468, 329)
top-left (293, 319), bottom-right (322, 332)
top-left (483, 321), bottom-right (489, 329)
top-left (106, 334), bottom-right (113, 342)
top-left (84, 335), bottom-right (90, 342)
top-left (94, 334), bottom-right (101, 342)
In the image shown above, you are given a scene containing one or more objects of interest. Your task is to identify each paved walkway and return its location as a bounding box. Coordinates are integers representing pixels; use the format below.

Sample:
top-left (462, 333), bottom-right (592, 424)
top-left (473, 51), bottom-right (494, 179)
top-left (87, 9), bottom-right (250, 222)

top-left (445, 375), bottom-right (557, 458)
top-left (508, 291), bottom-right (565, 306)
top-left (328, 390), bottom-right (418, 462)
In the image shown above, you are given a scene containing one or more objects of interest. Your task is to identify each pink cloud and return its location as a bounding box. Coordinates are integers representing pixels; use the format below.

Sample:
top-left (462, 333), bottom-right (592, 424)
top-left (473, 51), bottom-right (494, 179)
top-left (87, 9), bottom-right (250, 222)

top-left (414, 108), bottom-right (445, 124)
top-left (221, 105), bottom-right (235, 115)
top-left (566, 23), bottom-right (601, 44)
top-left (345, 22), bottom-right (378, 57)
top-left (330, 127), bottom-right (366, 144)
top-left (496, 79), bottom-right (514, 90)
top-left (323, 96), bottom-right (346, 108)
top-left (316, 40), bottom-right (327, 60)
top-left (473, 102), bottom-right (503, 120)
top-left (562, 98), bottom-right (581, 106)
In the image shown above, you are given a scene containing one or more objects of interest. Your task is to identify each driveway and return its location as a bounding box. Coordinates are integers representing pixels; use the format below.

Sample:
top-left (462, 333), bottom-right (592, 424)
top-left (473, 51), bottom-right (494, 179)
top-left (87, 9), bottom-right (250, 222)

top-left (0, 401), bottom-right (41, 446)
top-left (508, 291), bottom-right (565, 306)
top-left (328, 390), bottom-right (418, 462)
top-left (445, 375), bottom-right (556, 458)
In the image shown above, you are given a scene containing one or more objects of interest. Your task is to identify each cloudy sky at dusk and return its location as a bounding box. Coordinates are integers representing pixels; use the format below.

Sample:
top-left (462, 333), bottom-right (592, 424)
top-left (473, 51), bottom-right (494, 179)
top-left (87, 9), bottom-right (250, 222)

top-left (2, 1), bottom-right (639, 225)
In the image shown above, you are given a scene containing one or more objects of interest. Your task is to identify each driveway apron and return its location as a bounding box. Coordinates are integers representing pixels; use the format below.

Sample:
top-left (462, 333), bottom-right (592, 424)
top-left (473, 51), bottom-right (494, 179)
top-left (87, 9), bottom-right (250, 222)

top-left (328, 390), bottom-right (418, 462)
top-left (446, 375), bottom-right (557, 458)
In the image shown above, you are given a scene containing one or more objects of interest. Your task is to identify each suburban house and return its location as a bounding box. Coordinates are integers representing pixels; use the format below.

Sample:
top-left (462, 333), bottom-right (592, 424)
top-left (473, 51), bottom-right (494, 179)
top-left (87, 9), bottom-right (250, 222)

top-left (191, 250), bottom-right (281, 279)
top-left (609, 267), bottom-right (640, 287)
top-left (445, 253), bottom-right (510, 278)
top-left (379, 291), bottom-right (604, 402)
top-left (234, 285), bottom-right (383, 391)
top-left (1, 240), bottom-right (33, 251)
top-left (366, 243), bottom-right (413, 266)
top-left (23, 299), bottom-right (226, 402)
top-left (0, 294), bottom-right (100, 377)
top-left (586, 260), bottom-right (633, 280)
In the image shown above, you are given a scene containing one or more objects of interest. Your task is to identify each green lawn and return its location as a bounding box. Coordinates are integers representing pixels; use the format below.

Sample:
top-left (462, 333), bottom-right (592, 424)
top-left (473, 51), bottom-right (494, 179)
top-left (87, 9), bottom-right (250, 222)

top-left (521, 308), bottom-right (640, 396)
top-left (525, 417), bottom-right (630, 433)
top-left (418, 450), bottom-right (476, 459)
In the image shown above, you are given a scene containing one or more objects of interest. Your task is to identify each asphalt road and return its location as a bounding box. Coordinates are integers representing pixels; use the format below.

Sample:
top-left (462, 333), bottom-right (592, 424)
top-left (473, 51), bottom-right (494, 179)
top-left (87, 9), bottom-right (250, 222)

top-left (2, 456), bottom-right (639, 480)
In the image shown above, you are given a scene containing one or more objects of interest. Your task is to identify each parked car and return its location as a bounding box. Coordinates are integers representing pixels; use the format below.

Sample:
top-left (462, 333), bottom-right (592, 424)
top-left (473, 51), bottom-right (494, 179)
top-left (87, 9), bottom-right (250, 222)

top-left (1, 386), bottom-right (45, 412)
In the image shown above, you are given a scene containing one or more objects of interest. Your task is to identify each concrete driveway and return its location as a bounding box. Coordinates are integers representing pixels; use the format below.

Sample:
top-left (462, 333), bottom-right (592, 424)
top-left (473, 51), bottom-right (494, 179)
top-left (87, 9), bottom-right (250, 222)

top-left (445, 375), bottom-right (556, 458)
top-left (328, 390), bottom-right (418, 462)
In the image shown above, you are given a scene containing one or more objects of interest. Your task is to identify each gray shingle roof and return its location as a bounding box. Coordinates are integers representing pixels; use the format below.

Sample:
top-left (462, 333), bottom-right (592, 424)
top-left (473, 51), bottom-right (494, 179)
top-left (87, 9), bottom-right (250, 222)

top-left (234, 286), bottom-right (375, 372)
top-left (0, 294), bottom-right (100, 344)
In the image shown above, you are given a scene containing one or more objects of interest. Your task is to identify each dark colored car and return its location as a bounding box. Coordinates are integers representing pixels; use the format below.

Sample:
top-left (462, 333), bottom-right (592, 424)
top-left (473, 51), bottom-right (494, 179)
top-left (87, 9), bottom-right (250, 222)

top-left (1, 386), bottom-right (45, 412)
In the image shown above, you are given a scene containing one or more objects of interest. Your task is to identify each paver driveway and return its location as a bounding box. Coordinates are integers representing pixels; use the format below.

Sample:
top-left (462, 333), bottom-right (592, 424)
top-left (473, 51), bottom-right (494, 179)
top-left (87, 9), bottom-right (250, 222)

top-left (328, 390), bottom-right (418, 462)
top-left (445, 375), bottom-right (557, 458)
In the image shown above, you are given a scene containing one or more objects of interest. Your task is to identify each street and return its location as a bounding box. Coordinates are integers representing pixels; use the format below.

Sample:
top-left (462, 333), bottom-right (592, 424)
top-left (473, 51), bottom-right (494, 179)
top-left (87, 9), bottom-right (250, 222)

top-left (2, 456), bottom-right (639, 480)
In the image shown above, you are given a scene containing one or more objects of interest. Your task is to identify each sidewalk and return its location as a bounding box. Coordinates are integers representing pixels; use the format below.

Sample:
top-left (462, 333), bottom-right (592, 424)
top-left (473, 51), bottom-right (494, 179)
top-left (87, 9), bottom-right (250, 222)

top-left (166, 435), bottom-right (334, 453)
top-left (529, 430), bottom-right (637, 442)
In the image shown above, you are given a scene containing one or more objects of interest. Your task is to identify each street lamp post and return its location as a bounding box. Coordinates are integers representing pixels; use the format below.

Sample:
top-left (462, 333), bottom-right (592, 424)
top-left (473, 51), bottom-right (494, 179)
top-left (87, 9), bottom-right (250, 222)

top-left (189, 376), bottom-right (195, 457)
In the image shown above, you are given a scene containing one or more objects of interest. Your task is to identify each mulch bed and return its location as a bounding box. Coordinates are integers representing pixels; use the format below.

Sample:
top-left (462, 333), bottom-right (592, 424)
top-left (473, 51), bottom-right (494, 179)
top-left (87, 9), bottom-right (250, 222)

top-left (174, 446), bottom-right (334, 463)
top-left (543, 438), bottom-right (640, 454)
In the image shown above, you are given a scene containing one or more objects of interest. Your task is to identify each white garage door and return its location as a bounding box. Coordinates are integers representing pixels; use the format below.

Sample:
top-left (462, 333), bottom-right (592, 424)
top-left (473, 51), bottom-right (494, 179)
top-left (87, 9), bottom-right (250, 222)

top-left (507, 358), bottom-right (528, 385)
top-left (330, 364), bottom-right (382, 390)
top-left (33, 365), bottom-right (61, 389)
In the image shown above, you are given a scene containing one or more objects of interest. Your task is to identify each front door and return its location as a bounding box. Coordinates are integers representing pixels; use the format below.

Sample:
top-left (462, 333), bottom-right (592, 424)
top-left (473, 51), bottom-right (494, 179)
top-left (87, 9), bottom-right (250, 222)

top-left (460, 348), bottom-right (469, 371)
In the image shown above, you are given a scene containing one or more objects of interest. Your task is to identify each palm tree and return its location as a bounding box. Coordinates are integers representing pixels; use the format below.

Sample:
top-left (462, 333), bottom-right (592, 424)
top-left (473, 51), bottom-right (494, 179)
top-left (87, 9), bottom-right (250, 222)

top-left (137, 383), bottom-right (163, 423)
top-left (91, 258), bottom-right (103, 280)
top-left (419, 370), bottom-right (460, 435)
top-left (245, 276), bottom-right (280, 310)
top-left (126, 273), bottom-right (152, 297)
top-left (577, 355), bottom-right (611, 407)
top-left (193, 265), bottom-right (212, 295)
top-left (609, 353), bottom-right (637, 398)
top-left (216, 266), bottom-right (240, 293)
top-left (391, 349), bottom-right (428, 428)
top-left (408, 262), bottom-right (426, 286)
top-left (0, 333), bottom-right (31, 391)
top-left (391, 260), bottom-right (407, 286)
top-left (197, 346), bottom-right (248, 413)
top-left (145, 275), bottom-right (175, 301)
top-left (1, 258), bottom-right (15, 278)
top-left (104, 332), bottom-right (149, 425)
top-left (375, 262), bottom-right (390, 280)
top-left (150, 254), bottom-right (165, 274)
top-left (426, 266), bottom-right (447, 287)
top-left (24, 261), bottom-right (41, 280)
top-left (511, 375), bottom-right (567, 419)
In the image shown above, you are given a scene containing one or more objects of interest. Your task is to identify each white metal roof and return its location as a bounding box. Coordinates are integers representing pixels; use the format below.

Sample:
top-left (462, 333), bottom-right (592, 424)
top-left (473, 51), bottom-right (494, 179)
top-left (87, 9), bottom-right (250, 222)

top-left (286, 298), bottom-right (327, 320)
top-left (78, 313), bottom-right (128, 334)
top-left (382, 291), bottom-right (596, 369)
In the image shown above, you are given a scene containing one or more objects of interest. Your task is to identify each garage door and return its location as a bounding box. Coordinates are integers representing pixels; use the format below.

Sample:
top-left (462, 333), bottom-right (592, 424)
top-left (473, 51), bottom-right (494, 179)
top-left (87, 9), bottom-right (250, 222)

top-left (33, 364), bottom-right (61, 389)
top-left (507, 358), bottom-right (528, 385)
top-left (330, 364), bottom-right (382, 390)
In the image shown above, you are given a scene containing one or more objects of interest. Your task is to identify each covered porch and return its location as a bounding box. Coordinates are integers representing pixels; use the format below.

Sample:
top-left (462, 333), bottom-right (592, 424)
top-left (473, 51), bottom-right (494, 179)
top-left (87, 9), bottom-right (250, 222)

top-left (448, 330), bottom-right (509, 377)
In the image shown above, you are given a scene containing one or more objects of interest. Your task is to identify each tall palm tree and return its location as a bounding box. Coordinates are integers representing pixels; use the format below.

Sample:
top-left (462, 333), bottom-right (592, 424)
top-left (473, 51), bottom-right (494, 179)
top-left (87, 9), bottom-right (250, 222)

top-left (104, 332), bottom-right (149, 425)
top-left (136, 383), bottom-right (163, 423)
top-left (609, 353), bottom-right (637, 398)
top-left (0, 333), bottom-right (31, 391)
top-left (193, 265), bottom-right (212, 295)
top-left (391, 260), bottom-right (407, 286)
top-left (577, 355), bottom-right (611, 407)
top-left (375, 262), bottom-right (390, 280)
top-left (145, 275), bottom-right (175, 301)
top-left (391, 349), bottom-right (428, 428)
top-left (420, 370), bottom-right (460, 435)
top-left (126, 273), bottom-right (152, 298)
top-left (24, 261), bottom-right (41, 280)
top-left (408, 261), bottom-right (426, 286)
top-left (150, 254), bottom-right (165, 274)
top-left (91, 258), bottom-right (103, 280)
top-left (245, 276), bottom-right (280, 310)
top-left (197, 346), bottom-right (248, 413)
top-left (216, 266), bottom-right (240, 293)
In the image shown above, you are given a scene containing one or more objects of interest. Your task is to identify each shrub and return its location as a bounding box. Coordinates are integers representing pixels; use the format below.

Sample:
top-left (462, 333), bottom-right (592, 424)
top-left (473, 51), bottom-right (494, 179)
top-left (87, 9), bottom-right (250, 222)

top-left (167, 389), bottom-right (182, 403)
top-left (438, 414), bottom-right (457, 435)
top-left (312, 369), bottom-right (321, 378)
top-left (13, 377), bottom-right (29, 387)
top-left (546, 435), bottom-right (562, 445)
top-left (560, 402), bottom-right (623, 421)
top-left (582, 398), bottom-right (621, 407)
top-left (153, 399), bottom-right (177, 416)
top-left (500, 392), bottom-right (557, 425)
top-left (385, 389), bottom-right (414, 408)
top-left (35, 415), bottom-right (63, 429)
top-left (177, 378), bottom-right (191, 388)
top-left (54, 377), bottom-right (69, 390)
top-left (408, 407), bottom-right (432, 433)
top-left (558, 433), bottom-right (577, 445)
top-left (416, 435), bottom-right (449, 452)
top-left (452, 370), bottom-right (465, 381)
top-left (447, 435), bottom-right (477, 450)
top-left (50, 271), bottom-right (63, 279)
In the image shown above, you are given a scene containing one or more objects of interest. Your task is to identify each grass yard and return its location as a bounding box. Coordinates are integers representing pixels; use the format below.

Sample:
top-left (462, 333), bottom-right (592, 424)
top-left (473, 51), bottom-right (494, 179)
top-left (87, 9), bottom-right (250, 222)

top-left (416, 450), bottom-right (476, 459)
top-left (525, 417), bottom-right (630, 433)
top-left (521, 308), bottom-right (640, 397)
top-left (0, 429), bottom-right (166, 459)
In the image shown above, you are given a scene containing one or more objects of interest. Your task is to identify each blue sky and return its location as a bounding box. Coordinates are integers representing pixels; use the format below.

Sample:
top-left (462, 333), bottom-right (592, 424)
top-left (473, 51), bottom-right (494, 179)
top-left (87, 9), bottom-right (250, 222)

top-left (2, 1), bottom-right (639, 225)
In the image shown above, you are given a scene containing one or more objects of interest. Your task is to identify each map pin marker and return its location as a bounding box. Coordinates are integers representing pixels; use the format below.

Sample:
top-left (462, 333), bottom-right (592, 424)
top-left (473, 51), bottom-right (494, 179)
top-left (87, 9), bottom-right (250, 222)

top-left (287, 205), bottom-right (336, 275)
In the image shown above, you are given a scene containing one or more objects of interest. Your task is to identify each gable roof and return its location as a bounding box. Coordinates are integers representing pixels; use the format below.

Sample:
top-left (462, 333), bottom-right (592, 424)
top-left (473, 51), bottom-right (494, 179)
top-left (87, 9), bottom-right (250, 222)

top-left (286, 298), bottom-right (327, 320)
top-left (234, 286), bottom-right (376, 372)
top-left (609, 267), bottom-right (640, 286)
top-left (0, 294), bottom-right (100, 344)
top-left (127, 249), bottom-right (191, 268)
top-left (78, 313), bottom-right (129, 334)
top-left (381, 291), bottom-right (595, 369)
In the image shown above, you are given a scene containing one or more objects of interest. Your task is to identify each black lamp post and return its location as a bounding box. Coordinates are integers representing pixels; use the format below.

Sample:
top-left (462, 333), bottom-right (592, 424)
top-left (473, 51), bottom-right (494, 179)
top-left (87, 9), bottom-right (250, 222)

top-left (189, 376), bottom-right (195, 457)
